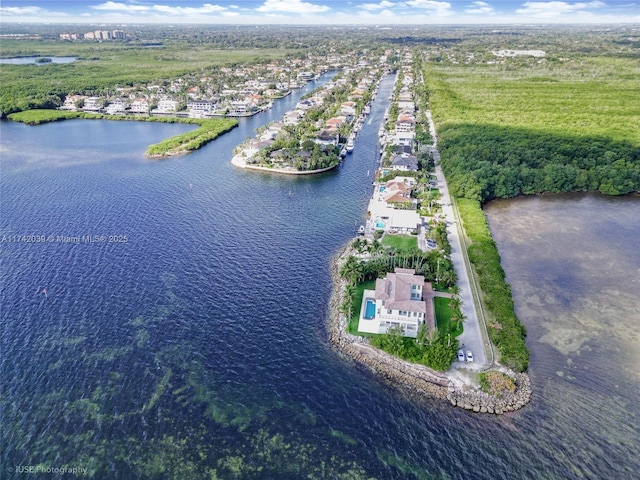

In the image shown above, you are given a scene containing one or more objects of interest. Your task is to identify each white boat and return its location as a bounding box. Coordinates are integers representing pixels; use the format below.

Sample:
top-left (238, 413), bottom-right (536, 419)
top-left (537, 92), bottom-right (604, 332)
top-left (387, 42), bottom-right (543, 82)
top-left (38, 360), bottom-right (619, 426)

top-left (346, 140), bottom-right (354, 153)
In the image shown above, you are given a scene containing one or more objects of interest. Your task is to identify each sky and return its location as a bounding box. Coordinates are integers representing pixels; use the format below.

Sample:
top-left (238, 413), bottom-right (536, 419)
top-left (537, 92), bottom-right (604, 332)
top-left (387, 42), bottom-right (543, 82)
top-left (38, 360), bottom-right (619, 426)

top-left (0, 0), bottom-right (638, 25)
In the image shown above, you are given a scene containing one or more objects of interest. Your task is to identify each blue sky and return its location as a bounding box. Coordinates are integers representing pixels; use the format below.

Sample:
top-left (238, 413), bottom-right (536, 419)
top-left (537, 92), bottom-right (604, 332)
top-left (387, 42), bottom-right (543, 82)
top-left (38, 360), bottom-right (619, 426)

top-left (0, 0), bottom-right (638, 24)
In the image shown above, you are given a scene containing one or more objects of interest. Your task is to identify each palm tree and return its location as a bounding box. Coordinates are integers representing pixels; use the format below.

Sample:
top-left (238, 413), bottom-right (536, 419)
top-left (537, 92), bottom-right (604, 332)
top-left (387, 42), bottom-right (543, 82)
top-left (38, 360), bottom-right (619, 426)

top-left (448, 296), bottom-right (463, 312)
top-left (451, 309), bottom-right (466, 331)
top-left (340, 256), bottom-right (364, 284)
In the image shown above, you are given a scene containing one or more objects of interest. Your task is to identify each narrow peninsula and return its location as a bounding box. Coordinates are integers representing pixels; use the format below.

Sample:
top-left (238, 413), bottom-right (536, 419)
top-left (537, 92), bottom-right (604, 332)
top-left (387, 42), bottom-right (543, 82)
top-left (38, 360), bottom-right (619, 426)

top-left (7, 110), bottom-right (238, 159)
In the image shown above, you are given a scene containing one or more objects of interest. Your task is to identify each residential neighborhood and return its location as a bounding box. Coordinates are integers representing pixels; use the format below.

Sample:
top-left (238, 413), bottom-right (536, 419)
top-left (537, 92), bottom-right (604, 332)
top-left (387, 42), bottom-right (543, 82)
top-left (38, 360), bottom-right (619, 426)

top-left (231, 56), bottom-right (388, 173)
top-left (57, 52), bottom-right (367, 120)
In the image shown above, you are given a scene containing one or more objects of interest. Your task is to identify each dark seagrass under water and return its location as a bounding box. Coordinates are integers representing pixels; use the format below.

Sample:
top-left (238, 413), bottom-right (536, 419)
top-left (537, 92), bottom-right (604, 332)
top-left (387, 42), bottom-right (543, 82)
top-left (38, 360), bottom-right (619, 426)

top-left (2, 73), bottom-right (639, 479)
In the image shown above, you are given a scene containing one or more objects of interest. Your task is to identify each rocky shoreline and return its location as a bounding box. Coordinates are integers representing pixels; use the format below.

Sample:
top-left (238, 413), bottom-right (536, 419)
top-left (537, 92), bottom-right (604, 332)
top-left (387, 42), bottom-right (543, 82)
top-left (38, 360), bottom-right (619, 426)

top-left (327, 244), bottom-right (532, 414)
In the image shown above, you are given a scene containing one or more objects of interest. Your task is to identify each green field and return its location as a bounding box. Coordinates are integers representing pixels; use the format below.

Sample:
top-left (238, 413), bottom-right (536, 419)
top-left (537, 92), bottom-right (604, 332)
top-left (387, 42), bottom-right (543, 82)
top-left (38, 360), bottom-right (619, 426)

top-left (424, 55), bottom-right (640, 202)
top-left (433, 297), bottom-right (462, 338)
top-left (381, 234), bottom-right (418, 251)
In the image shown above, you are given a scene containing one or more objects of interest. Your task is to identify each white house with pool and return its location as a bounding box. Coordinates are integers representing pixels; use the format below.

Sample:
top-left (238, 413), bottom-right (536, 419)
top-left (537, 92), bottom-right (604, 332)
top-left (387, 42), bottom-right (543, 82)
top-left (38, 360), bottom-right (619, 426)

top-left (358, 268), bottom-right (435, 338)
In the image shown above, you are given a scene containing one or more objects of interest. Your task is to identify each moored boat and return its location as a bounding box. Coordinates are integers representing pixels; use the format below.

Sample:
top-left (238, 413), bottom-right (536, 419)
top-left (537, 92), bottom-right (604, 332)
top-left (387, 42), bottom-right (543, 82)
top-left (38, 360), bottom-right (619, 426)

top-left (346, 139), bottom-right (355, 153)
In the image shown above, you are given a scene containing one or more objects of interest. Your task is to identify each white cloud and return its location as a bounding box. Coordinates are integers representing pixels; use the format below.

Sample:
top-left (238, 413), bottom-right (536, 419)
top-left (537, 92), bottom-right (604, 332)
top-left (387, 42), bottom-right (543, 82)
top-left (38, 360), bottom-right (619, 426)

top-left (360, 1), bottom-right (398, 11)
top-left (405, 0), bottom-right (452, 15)
top-left (0, 6), bottom-right (43, 15)
top-left (0, 5), bottom-right (69, 17)
top-left (152, 4), bottom-right (228, 14)
top-left (93, 2), bottom-right (151, 12)
top-left (93, 2), bottom-right (230, 15)
top-left (465, 1), bottom-right (495, 14)
top-left (516, 1), bottom-right (606, 17)
top-left (256, 0), bottom-right (331, 13)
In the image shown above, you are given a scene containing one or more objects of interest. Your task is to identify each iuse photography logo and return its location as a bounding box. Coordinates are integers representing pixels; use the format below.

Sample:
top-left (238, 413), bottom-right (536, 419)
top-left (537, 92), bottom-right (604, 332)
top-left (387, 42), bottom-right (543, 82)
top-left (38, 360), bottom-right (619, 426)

top-left (8, 465), bottom-right (88, 476)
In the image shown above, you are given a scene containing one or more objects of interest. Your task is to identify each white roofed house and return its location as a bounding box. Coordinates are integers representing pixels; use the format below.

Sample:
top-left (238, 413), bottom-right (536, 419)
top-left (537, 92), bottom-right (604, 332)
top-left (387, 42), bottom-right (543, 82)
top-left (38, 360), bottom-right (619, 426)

top-left (228, 100), bottom-right (253, 116)
top-left (60, 95), bottom-right (86, 111)
top-left (154, 98), bottom-right (179, 114)
top-left (283, 110), bottom-right (304, 126)
top-left (129, 98), bottom-right (149, 114)
top-left (358, 268), bottom-right (435, 338)
top-left (82, 97), bottom-right (102, 112)
top-left (340, 101), bottom-right (357, 118)
top-left (105, 98), bottom-right (128, 115)
top-left (187, 100), bottom-right (214, 117)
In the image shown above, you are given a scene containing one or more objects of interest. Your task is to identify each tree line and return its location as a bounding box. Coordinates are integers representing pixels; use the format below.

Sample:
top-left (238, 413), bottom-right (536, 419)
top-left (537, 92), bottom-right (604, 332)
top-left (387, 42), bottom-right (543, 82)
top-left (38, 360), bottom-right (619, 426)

top-left (438, 124), bottom-right (640, 204)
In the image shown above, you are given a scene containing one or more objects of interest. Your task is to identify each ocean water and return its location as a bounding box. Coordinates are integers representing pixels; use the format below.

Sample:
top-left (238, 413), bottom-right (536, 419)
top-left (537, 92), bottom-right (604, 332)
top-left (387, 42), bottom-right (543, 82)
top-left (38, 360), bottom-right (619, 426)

top-left (2, 74), bottom-right (639, 479)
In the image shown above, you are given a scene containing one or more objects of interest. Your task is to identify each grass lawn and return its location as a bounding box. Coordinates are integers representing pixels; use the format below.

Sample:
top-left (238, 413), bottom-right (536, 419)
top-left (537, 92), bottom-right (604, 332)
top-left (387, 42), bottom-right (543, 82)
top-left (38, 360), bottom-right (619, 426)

top-left (347, 280), bottom-right (375, 336)
top-left (381, 234), bottom-right (418, 252)
top-left (434, 296), bottom-right (462, 338)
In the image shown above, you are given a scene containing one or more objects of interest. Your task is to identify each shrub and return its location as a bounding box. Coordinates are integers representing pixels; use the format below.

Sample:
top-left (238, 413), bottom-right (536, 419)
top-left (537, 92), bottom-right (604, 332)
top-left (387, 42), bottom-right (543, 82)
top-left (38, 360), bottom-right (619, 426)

top-left (479, 371), bottom-right (516, 397)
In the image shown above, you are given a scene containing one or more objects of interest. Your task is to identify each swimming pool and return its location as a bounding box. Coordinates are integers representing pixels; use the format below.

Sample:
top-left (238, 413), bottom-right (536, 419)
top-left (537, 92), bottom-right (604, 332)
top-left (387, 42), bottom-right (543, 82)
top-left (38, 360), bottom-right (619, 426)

top-left (379, 186), bottom-right (386, 193)
top-left (375, 221), bottom-right (385, 229)
top-left (364, 299), bottom-right (376, 319)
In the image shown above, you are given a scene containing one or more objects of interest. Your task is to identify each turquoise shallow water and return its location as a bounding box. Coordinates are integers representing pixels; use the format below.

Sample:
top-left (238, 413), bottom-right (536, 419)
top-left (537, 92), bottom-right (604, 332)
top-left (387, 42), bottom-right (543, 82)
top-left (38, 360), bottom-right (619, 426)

top-left (1, 73), bottom-right (639, 479)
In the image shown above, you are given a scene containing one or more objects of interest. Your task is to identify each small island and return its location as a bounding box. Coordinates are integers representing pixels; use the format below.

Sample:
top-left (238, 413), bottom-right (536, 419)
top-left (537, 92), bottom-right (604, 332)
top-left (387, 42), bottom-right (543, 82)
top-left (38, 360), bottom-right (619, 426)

top-left (35, 57), bottom-right (52, 63)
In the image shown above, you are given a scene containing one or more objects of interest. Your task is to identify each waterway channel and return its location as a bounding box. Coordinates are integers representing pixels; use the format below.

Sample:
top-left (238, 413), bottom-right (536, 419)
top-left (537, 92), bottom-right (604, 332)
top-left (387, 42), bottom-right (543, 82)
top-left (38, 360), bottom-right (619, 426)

top-left (1, 71), bottom-right (639, 478)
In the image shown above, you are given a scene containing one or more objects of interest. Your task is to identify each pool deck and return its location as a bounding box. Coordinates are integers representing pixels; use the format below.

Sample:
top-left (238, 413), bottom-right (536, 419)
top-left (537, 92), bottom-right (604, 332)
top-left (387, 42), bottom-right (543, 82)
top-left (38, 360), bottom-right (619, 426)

top-left (357, 290), bottom-right (381, 335)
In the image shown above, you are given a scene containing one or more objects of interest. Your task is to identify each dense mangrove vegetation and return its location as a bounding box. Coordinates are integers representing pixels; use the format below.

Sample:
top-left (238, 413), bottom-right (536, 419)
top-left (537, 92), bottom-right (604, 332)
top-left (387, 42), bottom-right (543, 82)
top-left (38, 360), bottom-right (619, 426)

top-left (146, 119), bottom-right (238, 157)
top-left (457, 199), bottom-right (528, 372)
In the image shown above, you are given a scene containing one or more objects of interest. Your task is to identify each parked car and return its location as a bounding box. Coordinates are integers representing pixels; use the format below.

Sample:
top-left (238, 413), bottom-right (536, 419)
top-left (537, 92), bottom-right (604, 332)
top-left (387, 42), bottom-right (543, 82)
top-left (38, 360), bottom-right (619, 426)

top-left (466, 350), bottom-right (474, 363)
top-left (457, 349), bottom-right (465, 362)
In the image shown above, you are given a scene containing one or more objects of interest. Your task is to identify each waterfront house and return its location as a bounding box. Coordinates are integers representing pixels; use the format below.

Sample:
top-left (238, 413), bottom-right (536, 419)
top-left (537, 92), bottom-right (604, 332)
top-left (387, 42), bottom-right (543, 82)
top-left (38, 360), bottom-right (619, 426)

top-left (60, 95), bottom-right (86, 111)
top-left (155, 98), bottom-right (179, 114)
top-left (390, 153), bottom-right (419, 172)
top-left (340, 101), bottom-right (357, 117)
top-left (358, 268), bottom-right (435, 338)
top-left (105, 98), bottom-right (128, 115)
top-left (395, 113), bottom-right (416, 133)
top-left (313, 129), bottom-right (339, 146)
top-left (129, 98), bottom-right (149, 114)
top-left (284, 110), bottom-right (304, 125)
top-left (325, 116), bottom-right (347, 130)
top-left (187, 100), bottom-right (214, 116)
top-left (82, 97), bottom-right (102, 112)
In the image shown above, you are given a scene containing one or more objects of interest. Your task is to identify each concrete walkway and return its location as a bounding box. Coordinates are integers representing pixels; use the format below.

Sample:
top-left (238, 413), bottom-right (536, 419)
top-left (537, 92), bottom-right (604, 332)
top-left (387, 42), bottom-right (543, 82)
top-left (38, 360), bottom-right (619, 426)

top-left (425, 111), bottom-right (489, 370)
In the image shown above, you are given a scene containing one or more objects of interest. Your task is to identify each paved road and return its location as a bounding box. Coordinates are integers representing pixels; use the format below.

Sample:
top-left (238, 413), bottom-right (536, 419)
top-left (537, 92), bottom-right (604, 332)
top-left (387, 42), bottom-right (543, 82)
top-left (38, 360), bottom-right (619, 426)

top-left (426, 112), bottom-right (488, 370)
